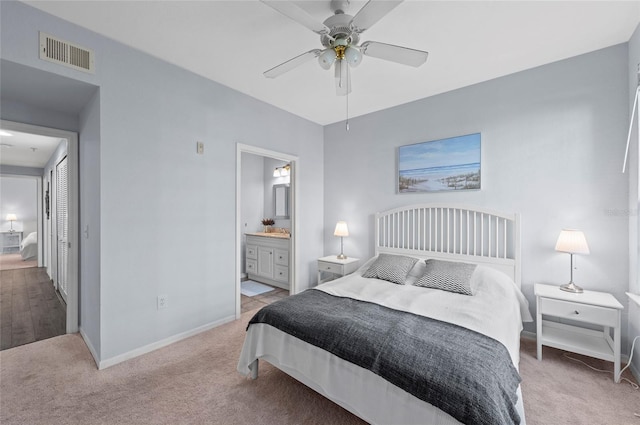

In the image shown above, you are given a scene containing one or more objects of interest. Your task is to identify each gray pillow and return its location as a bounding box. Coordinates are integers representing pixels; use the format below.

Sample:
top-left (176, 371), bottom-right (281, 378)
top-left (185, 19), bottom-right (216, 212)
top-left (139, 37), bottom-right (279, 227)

top-left (413, 259), bottom-right (477, 295)
top-left (362, 254), bottom-right (418, 285)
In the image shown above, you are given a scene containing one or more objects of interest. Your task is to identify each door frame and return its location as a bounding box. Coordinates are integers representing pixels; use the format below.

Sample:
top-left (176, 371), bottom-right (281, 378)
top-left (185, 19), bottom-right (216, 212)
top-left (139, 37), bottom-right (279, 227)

top-left (236, 143), bottom-right (299, 319)
top-left (0, 120), bottom-right (79, 333)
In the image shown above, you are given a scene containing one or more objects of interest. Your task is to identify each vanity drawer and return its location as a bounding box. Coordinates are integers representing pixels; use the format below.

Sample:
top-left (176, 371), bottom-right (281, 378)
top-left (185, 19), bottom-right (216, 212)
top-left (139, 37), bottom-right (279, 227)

top-left (246, 259), bottom-right (257, 274)
top-left (246, 245), bottom-right (257, 260)
top-left (274, 249), bottom-right (288, 266)
top-left (539, 297), bottom-right (618, 327)
top-left (274, 265), bottom-right (289, 283)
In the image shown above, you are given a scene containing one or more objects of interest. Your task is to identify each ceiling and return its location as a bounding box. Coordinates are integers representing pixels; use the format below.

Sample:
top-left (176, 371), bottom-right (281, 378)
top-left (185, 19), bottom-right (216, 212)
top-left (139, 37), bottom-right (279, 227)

top-left (0, 129), bottom-right (63, 168)
top-left (22, 1), bottom-right (640, 125)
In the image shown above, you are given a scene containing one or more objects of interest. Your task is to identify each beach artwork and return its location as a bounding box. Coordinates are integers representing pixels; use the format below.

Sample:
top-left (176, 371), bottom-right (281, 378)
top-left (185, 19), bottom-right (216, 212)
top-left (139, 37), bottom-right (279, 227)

top-left (398, 133), bottom-right (481, 193)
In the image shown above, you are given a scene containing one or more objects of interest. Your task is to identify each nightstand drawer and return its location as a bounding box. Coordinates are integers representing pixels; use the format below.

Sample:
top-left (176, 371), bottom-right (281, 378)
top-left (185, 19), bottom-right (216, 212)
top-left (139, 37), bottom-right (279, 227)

top-left (318, 261), bottom-right (344, 274)
top-left (540, 297), bottom-right (618, 327)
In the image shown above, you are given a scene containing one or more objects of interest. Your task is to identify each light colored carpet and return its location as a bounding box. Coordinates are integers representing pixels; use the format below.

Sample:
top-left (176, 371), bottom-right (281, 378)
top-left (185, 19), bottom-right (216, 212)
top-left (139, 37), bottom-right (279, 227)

top-left (0, 310), bottom-right (638, 425)
top-left (241, 280), bottom-right (274, 297)
top-left (0, 253), bottom-right (37, 271)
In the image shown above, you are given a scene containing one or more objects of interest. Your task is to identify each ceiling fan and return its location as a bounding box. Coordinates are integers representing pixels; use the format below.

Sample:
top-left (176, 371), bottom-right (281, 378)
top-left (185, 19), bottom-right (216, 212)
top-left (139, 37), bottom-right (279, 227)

top-left (261, 0), bottom-right (429, 96)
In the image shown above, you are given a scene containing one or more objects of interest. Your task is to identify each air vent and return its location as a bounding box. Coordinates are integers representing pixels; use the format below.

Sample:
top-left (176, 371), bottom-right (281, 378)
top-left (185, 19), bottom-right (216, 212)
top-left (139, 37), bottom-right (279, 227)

top-left (39, 32), bottom-right (95, 74)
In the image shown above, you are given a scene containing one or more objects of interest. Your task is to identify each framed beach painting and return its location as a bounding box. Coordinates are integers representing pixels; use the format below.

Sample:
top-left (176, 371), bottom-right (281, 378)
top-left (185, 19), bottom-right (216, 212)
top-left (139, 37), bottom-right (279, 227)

top-left (398, 133), bottom-right (481, 193)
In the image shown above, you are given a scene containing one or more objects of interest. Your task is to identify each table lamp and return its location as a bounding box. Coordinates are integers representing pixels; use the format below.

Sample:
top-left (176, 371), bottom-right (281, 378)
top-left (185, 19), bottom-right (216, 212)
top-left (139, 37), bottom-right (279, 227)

top-left (334, 221), bottom-right (349, 259)
top-left (555, 229), bottom-right (590, 293)
top-left (6, 214), bottom-right (16, 233)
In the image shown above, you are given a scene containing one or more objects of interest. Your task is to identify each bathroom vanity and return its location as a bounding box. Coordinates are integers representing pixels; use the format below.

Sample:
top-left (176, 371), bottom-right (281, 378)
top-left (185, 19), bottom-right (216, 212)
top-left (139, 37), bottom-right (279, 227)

top-left (245, 232), bottom-right (290, 290)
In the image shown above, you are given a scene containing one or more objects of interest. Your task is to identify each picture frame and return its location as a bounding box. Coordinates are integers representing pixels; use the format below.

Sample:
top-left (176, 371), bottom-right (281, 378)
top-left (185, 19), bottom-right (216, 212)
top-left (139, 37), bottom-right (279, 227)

top-left (45, 183), bottom-right (50, 219)
top-left (398, 133), bottom-right (481, 193)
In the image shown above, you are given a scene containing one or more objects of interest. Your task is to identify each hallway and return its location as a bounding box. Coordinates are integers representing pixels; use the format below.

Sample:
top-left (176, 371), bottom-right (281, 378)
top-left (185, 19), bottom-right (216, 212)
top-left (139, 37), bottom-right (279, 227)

top-left (0, 267), bottom-right (66, 350)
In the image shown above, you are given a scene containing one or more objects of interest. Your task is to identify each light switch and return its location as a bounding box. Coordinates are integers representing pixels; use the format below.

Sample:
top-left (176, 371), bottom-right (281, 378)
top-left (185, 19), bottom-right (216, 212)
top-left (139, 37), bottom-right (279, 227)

top-left (196, 141), bottom-right (204, 155)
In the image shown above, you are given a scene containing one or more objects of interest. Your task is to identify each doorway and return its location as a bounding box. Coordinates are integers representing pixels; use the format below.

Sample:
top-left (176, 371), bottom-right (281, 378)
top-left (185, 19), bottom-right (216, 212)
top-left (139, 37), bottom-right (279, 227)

top-left (0, 175), bottom-right (39, 271)
top-left (0, 120), bottom-right (79, 334)
top-left (236, 144), bottom-right (298, 319)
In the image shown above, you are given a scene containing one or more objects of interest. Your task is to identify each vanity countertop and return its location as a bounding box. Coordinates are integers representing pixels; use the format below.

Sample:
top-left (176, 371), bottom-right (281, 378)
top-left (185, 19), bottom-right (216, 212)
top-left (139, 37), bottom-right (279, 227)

top-left (246, 232), bottom-right (290, 239)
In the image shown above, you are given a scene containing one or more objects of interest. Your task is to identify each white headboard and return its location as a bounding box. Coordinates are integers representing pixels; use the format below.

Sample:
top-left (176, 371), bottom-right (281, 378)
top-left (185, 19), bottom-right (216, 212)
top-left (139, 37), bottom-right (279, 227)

top-left (375, 204), bottom-right (521, 288)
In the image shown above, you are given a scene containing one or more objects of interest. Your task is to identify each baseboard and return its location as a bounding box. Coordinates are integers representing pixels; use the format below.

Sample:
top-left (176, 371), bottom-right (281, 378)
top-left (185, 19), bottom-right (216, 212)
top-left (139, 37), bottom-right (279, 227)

top-left (79, 327), bottom-right (100, 369)
top-left (97, 314), bottom-right (236, 370)
top-left (521, 330), bottom-right (536, 341)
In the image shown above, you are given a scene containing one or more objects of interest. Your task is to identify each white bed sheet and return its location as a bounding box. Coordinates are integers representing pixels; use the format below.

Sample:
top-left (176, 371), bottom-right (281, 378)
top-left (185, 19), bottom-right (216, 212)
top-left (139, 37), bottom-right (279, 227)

top-left (19, 232), bottom-right (37, 261)
top-left (238, 263), bottom-right (531, 424)
top-left (316, 264), bottom-right (532, 366)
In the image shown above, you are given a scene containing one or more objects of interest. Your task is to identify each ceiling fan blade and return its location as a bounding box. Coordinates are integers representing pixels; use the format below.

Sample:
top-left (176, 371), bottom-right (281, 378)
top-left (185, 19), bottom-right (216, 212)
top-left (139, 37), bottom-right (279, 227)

top-left (264, 49), bottom-right (322, 79)
top-left (350, 1), bottom-right (403, 33)
top-left (360, 41), bottom-right (428, 67)
top-left (261, 1), bottom-right (330, 36)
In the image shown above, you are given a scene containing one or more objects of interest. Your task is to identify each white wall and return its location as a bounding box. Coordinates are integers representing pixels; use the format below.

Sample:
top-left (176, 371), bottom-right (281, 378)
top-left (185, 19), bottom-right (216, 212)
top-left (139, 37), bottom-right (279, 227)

top-left (324, 45), bottom-right (630, 346)
top-left (627, 22), bottom-right (640, 379)
top-left (241, 152), bottom-right (265, 275)
top-left (78, 88), bottom-right (101, 356)
top-left (1, 1), bottom-right (324, 363)
top-left (0, 175), bottom-right (38, 235)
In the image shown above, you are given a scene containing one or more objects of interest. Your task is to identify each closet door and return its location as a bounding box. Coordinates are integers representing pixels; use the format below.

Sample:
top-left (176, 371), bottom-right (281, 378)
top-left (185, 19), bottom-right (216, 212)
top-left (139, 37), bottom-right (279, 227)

top-left (56, 156), bottom-right (69, 302)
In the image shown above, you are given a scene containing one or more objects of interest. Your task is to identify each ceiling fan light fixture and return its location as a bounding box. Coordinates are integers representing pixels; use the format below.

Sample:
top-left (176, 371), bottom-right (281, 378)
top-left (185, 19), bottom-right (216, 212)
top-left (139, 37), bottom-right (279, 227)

top-left (318, 48), bottom-right (337, 70)
top-left (344, 45), bottom-right (362, 67)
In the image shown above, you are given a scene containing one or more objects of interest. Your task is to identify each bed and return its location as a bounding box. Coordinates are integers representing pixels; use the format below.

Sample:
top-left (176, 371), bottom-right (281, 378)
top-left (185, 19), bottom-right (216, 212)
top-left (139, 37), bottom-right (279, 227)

top-left (238, 204), bottom-right (532, 424)
top-left (20, 232), bottom-right (37, 260)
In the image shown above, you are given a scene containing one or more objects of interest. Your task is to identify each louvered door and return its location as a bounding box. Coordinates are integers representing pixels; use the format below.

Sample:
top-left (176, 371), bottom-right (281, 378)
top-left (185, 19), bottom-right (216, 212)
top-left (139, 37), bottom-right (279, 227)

top-left (56, 156), bottom-right (69, 302)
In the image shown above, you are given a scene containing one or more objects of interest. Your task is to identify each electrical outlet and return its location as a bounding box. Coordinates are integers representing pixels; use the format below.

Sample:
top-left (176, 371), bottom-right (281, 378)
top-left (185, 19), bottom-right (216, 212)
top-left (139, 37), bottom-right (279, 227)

top-left (157, 294), bottom-right (168, 310)
top-left (196, 141), bottom-right (204, 155)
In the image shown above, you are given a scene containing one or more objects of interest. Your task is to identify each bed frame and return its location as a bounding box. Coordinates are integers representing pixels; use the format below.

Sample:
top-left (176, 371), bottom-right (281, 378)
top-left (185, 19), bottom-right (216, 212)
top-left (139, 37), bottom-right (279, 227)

top-left (375, 203), bottom-right (521, 288)
top-left (242, 204), bottom-right (524, 424)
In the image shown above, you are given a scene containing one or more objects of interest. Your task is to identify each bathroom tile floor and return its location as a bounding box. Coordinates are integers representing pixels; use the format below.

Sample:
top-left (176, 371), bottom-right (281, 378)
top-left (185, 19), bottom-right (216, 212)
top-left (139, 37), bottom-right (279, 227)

top-left (241, 284), bottom-right (289, 313)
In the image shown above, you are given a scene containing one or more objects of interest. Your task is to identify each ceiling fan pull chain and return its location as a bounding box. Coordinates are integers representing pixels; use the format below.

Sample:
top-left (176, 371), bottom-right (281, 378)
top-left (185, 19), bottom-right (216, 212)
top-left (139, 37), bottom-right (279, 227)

top-left (346, 81), bottom-right (350, 131)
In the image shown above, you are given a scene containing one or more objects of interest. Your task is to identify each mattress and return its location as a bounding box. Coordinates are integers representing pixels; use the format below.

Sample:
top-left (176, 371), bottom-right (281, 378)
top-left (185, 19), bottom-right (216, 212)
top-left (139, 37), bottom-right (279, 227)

top-left (238, 260), bottom-right (532, 424)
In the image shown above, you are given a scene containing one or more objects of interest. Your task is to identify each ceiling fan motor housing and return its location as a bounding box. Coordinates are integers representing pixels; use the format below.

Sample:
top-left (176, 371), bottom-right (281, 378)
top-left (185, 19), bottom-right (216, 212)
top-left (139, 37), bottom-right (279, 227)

top-left (321, 13), bottom-right (360, 47)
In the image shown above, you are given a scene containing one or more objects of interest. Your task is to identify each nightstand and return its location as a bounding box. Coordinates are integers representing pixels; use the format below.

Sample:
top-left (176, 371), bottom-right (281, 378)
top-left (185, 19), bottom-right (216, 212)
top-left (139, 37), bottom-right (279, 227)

top-left (317, 256), bottom-right (360, 284)
top-left (535, 283), bottom-right (624, 382)
top-left (1, 231), bottom-right (22, 254)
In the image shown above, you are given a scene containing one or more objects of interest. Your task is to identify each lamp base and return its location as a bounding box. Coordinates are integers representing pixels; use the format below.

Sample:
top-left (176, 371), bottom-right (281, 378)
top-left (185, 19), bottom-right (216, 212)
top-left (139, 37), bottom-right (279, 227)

top-left (336, 254), bottom-right (347, 260)
top-left (559, 282), bottom-right (583, 293)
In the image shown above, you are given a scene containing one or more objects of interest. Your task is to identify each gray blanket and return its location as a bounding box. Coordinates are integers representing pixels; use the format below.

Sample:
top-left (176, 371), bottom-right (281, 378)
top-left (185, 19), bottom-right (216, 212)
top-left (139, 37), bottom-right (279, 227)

top-left (248, 289), bottom-right (521, 425)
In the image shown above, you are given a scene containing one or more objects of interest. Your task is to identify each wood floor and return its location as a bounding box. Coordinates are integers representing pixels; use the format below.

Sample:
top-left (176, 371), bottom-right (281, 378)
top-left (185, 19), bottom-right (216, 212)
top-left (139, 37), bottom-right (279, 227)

top-left (241, 283), bottom-right (288, 313)
top-left (0, 267), bottom-right (66, 350)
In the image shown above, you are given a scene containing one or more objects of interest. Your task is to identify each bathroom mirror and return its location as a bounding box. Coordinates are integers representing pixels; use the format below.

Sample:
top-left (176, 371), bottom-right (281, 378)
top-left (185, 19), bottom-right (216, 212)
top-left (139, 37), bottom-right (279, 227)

top-left (274, 184), bottom-right (290, 219)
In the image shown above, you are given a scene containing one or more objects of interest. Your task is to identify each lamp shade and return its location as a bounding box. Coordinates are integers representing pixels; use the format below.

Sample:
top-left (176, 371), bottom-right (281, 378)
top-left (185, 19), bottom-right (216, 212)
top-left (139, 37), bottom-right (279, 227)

top-left (555, 229), bottom-right (590, 254)
top-left (334, 221), bottom-right (349, 237)
top-left (6, 214), bottom-right (16, 221)
top-left (273, 168), bottom-right (281, 177)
